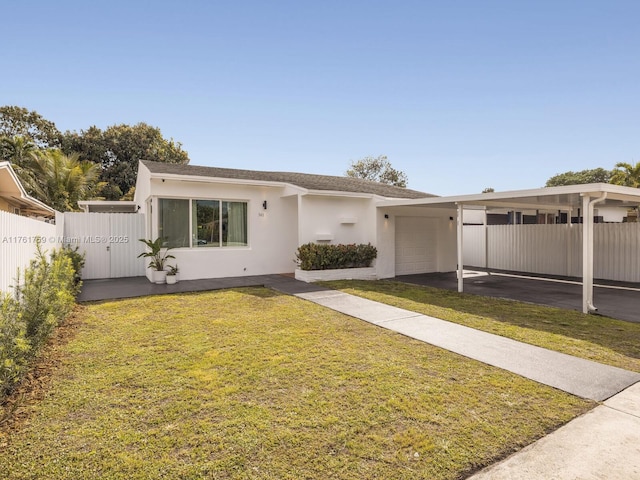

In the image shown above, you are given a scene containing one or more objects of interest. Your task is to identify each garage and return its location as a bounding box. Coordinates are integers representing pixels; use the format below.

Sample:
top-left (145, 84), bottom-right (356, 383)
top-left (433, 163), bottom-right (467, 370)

top-left (395, 216), bottom-right (439, 275)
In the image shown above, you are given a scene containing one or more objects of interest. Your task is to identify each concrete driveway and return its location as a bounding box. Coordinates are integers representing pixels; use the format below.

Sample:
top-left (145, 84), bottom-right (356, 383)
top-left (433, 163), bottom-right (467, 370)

top-left (396, 270), bottom-right (640, 323)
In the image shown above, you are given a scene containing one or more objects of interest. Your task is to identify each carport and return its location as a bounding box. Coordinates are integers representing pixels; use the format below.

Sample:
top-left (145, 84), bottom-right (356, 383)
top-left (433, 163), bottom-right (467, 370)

top-left (380, 183), bottom-right (640, 314)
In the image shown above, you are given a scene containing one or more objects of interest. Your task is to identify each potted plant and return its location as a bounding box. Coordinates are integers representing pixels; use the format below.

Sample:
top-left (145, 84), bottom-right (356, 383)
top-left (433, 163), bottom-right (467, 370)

top-left (166, 264), bottom-right (179, 285)
top-left (138, 238), bottom-right (175, 284)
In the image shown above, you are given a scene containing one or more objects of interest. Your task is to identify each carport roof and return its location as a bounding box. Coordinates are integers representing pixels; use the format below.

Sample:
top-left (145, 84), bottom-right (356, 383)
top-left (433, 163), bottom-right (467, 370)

top-left (379, 183), bottom-right (640, 211)
top-left (379, 182), bottom-right (640, 316)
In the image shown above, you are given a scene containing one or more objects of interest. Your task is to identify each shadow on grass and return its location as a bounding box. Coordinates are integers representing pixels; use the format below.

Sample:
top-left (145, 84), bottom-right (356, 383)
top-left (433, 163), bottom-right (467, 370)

top-left (324, 280), bottom-right (640, 368)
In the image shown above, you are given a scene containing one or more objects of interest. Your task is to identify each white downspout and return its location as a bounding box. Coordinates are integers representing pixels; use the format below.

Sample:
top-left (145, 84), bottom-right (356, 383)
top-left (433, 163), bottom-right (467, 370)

top-left (582, 192), bottom-right (607, 313)
top-left (566, 207), bottom-right (572, 277)
top-left (483, 208), bottom-right (489, 270)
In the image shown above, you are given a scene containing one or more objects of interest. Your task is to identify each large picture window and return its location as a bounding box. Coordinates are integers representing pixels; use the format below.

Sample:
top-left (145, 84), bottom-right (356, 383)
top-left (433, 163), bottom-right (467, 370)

top-left (158, 198), bottom-right (248, 248)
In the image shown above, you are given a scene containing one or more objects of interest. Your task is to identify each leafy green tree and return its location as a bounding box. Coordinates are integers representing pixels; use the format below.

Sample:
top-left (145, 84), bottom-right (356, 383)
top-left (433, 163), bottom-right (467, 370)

top-left (610, 161), bottom-right (640, 188)
top-left (346, 155), bottom-right (408, 187)
top-left (545, 168), bottom-right (612, 187)
top-left (0, 135), bottom-right (38, 165)
top-left (0, 106), bottom-right (61, 148)
top-left (18, 150), bottom-right (103, 211)
top-left (61, 123), bottom-right (189, 200)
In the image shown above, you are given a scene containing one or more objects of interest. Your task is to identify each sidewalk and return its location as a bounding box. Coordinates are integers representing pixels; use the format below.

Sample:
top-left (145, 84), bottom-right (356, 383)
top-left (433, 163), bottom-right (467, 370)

top-left (467, 382), bottom-right (640, 480)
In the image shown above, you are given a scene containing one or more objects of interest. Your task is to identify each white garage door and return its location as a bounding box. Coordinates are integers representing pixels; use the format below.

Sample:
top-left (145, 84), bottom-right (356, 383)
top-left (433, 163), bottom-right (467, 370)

top-left (395, 217), bottom-right (438, 275)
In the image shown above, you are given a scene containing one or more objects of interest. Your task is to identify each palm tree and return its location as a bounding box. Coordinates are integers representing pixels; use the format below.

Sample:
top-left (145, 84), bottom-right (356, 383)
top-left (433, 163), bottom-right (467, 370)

top-left (20, 150), bottom-right (103, 211)
top-left (0, 135), bottom-right (37, 166)
top-left (610, 161), bottom-right (640, 188)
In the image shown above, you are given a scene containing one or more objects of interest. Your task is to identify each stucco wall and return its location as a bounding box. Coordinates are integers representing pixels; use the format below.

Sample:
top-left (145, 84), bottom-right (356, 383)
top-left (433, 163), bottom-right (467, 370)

top-left (133, 162), bottom-right (152, 215)
top-left (298, 195), bottom-right (377, 245)
top-left (141, 177), bottom-right (299, 281)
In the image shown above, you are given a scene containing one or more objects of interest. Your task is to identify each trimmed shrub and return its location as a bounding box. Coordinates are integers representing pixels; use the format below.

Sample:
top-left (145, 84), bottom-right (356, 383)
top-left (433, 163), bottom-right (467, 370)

top-left (295, 243), bottom-right (377, 271)
top-left (0, 242), bottom-right (82, 398)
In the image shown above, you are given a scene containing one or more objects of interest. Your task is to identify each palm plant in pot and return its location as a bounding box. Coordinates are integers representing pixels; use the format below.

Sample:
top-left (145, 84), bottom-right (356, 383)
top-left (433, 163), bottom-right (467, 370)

top-left (166, 264), bottom-right (179, 285)
top-left (138, 238), bottom-right (175, 284)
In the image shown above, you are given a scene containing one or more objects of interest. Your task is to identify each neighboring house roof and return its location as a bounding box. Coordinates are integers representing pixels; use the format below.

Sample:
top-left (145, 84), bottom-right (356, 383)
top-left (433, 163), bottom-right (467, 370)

top-left (141, 160), bottom-right (434, 199)
top-left (0, 161), bottom-right (57, 219)
top-left (78, 200), bottom-right (138, 213)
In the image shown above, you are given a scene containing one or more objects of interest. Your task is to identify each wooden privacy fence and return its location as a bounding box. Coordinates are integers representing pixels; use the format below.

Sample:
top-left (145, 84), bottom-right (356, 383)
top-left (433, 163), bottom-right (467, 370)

top-left (0, 211), bottom-right (60, 294)
top-left (463, 223), bottom-right (640, 283)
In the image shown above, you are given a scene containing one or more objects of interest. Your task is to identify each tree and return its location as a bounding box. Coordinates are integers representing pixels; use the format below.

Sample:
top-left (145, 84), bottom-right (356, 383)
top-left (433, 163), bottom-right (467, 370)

top-left (610, 161), bottom-right (640, 188)
top-left (17, 150), bottom-right (103, 212)
top-left (61, 123), bottom-right (190, 200)
top-left (0, 106), bottom-right (61, 148)
top-left (482, 187), bottom-right (495, 193)
top-left (545, 168), bottom-right (612, 187)
top-left (0, 135), bottom-right (38, 165)
top-left (346, 155), bottom-right (408, 187)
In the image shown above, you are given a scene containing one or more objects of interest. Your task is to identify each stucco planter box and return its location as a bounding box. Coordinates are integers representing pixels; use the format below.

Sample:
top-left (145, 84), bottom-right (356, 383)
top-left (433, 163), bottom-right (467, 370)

top-left (295, 267), bottom-right (377, 283)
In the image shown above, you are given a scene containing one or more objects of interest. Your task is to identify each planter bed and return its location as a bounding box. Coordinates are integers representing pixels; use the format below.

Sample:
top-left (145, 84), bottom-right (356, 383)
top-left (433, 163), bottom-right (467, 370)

top-left (295, 267), bottom-right (377, 283)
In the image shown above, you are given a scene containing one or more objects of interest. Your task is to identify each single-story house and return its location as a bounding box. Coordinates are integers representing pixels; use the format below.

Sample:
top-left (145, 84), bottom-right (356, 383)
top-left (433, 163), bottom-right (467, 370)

top-left (134, 160), bottom-right (459, 282)
top-left (73, 159), bottom-right (639, 315)
top-left (0, 161), bottom-right (56, 220)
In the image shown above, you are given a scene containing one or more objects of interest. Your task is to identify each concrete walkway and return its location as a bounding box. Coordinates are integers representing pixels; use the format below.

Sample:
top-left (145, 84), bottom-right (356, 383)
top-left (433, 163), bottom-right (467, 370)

top-left (273, 287), bottom-right (640, 403)
top-left (79, 275), bottom-right (640, 479)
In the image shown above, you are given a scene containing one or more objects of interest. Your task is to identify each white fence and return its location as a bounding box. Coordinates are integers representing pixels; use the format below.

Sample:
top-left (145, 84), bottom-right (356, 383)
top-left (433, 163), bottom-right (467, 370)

top-left (63, 213), bottom-right (146, 279)
top-left (0, 211), bottom-right (61, 294)
top-left (463, 223), bottom-right (640, 282)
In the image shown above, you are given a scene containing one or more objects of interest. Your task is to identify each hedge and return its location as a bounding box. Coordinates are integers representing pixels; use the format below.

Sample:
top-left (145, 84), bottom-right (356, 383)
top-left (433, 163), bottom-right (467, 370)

top-left (295, 242), bottom-right (377, 271)
top-left (0, 243), bottom-right (84, 400)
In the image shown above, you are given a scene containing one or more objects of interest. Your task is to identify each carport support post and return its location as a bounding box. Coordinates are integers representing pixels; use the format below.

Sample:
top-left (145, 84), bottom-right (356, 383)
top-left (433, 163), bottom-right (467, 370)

top-left (457, 203), bottom-right (464, 293)
top-left (581, 193), bottom-right (607, 314)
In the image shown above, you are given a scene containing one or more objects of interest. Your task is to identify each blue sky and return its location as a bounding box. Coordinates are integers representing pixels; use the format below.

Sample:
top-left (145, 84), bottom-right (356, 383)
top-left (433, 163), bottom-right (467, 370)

top-left (3, 1), bottom-right (639, 195)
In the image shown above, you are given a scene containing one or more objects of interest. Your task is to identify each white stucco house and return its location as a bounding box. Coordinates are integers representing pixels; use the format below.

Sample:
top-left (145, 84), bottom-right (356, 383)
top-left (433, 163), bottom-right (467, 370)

top-left (133, 160), bottom-right (459, 282)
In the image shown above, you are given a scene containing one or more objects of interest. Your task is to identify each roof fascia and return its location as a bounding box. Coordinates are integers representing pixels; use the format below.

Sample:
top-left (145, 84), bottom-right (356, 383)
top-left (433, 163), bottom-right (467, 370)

top-left (149, 171), bottom-right (307, 192)
top-left (0, 162), bottom-right (56, 215)
top-left (303, 189), bottom-right (380, 200)
top-left (380, 183), bottom-right (640, 208)
top-left (460, 200), bottom-right (575, 211)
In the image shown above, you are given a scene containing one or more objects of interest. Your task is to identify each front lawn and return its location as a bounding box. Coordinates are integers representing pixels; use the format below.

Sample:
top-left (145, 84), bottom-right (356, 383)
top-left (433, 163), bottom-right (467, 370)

top-left (1, 289), bottom-right (591, 479)
top-left (324, 280), bottom-right (640, 372)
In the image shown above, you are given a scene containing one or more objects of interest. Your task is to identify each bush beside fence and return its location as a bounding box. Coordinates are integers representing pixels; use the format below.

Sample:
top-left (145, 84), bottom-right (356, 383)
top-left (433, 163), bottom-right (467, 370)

top-left (0, 242), bottom-right (82, 401)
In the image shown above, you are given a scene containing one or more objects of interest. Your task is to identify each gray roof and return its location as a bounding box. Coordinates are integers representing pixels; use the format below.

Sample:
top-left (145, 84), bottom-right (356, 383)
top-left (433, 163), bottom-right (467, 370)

top-left (141, 160), bottom-right (434, 199)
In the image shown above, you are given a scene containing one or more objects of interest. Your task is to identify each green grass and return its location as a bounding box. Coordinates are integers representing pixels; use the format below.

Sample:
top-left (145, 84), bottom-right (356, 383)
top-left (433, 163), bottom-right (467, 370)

top-left (324, 280), bottom-right (640, 372)
top-left (0, 288), bottom-right (592, 479)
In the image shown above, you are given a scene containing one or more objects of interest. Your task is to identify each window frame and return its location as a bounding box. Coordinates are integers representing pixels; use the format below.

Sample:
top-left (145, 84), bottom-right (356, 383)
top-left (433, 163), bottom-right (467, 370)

top-left (155, 196), bottom-right (250, 249)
